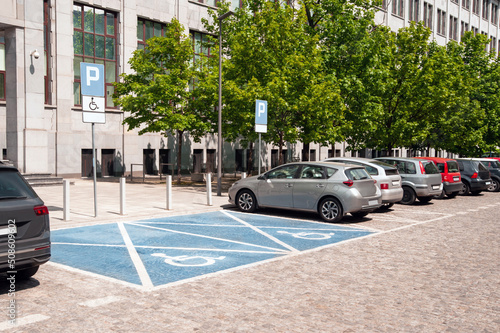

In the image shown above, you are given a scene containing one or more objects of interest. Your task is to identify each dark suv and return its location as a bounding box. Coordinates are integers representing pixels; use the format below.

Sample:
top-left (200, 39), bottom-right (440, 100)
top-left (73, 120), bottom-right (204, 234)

top-left (0, 166), bottom-right (51, 279)
top-left (456, 159), bottom-right (492, 195)
top-left (474, 158), bottom-right (500, 192)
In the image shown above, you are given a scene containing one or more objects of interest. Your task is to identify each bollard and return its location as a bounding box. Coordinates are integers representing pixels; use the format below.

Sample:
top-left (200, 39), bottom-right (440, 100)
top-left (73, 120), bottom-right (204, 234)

top-left (206, 173), bottom-right (213, 206)
top-left (242, 172), bottom-right (247, 179)
top-left (120, 177), bottom-right (126, 215)
top-left (166, 175), bottom-right (172, 210)
top-left (63, 180), bottom-right (70, 221)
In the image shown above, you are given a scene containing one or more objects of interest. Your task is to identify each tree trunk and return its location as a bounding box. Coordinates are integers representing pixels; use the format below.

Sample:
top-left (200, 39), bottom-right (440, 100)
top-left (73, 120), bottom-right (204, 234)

top-left (176, 130), bottom-right (183, 185)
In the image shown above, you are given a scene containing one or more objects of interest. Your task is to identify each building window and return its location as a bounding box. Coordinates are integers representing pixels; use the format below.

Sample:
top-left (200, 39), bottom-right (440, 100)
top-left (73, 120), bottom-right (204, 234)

top-left (461, 21), bottom-right (469, 40)
top-left (473, 0), bottom-right (480, 14)
top-left (449, 15), bottom-right (458, 40)
top-left (482, 0), bottom-right (489, 20)
top-left (73, 4), bottom-right (117, 108)
top-left (437, 9), bottom-right (447, 36)
top-left (392, 0), bottom-right (404, 17)
top-left (197, 0), bottom-right (219, 6)
top-left (424, 2), bottom-right (433, 29)
top-left (462, 0), bottom-right (471, 10)
top-left (189, 31), bottom-right (213, 89)
top-left (491, 36), bottom-right (497, 52)
top-left (230, 0), bottom-right (242, 10)
top-left (137, 18), bottom-right (168, 50)
top-left (472, 26), bottom-right (479, 35)
top-left (492, 4), bottom-right (498, 25)
top-left (44, 0), bottom-right (51, 104)
top-left (451, 0), bottom-right (458, 4)
top-left (0, 35), bottom-right (5, 101)
top-left (409, 0), bottom-right (420, 22)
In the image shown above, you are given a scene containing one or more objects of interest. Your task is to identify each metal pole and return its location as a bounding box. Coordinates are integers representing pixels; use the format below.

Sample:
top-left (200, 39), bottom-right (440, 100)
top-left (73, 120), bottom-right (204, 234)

top-left (166, 175), bottom-right (172, 210)
top-left (206, 173), bottom-right (212, 206)
top-left (217, 19), bottom-right (223, 196)
top-left (120, 177), bottom-right (126, 215)
top-left (258, 133), bottom-right (261, 175)
top-left (92, 123), bottom-right (97, 217)
top-left (63, 180), bottom-right (70, 221)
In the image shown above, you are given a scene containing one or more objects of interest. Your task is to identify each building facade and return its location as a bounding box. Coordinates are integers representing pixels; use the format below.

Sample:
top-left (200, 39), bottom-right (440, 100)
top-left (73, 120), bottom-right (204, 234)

top-left (0, 0), bottom-right (498, 177)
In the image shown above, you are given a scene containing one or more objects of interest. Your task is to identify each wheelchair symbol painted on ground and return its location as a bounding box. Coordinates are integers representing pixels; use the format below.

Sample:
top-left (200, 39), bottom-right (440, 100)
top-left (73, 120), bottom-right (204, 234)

top-left (151, 253), bottom-right (226, 267)
top-left (277, 231), bottom-right (335, 240)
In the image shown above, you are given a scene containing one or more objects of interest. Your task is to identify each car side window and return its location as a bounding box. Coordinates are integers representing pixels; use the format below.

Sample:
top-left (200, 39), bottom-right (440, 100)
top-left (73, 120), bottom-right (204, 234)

top-left (406, 162), bottom-right (416, 174)
top-left (266, 164), bottom-right (300, 179)
top-left (436, 163), bottom-right (445, 173)
top-left (325, 167), bottom-right (338, 178)
top-left (457, 161), bottom-right (464, 171)
top-left (300, 166), bottom-right (325, 179)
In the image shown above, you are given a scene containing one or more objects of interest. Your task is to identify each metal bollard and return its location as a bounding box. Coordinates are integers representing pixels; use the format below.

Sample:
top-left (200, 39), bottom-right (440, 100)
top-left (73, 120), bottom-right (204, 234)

top-left (166, 175), bottom-right (172, 210)
top-left (242, 172), bottom-right (247, 179)
top-left (120, 177), bottom-right (126, 215)
top-left (63, 180), bottom-right (70, 221)
top-left (206, 173), bottom-right (213, 206)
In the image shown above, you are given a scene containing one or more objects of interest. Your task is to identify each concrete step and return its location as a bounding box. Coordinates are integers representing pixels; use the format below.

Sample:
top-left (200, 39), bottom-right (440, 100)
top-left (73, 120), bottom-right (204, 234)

top-left (22, 174), bottom-right (65, 187)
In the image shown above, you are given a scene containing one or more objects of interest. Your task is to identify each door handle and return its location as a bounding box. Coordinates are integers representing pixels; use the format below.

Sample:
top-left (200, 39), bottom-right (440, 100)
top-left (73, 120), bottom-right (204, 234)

top-left (316, 184), bottom-right (325, 188)
top-left (285, 183), bottom-right (293, 188)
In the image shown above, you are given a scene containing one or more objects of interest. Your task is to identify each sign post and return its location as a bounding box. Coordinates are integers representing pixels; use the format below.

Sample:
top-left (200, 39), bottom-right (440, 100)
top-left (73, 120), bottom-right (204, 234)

top-left (255, 100), bottom-right (268, 175)
top-left (80, 63), bottom-right (106, 217)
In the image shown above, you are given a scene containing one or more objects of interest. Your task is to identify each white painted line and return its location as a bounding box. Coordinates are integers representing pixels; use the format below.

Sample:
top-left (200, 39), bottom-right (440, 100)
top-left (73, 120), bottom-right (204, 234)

top-left (117, 222), bottom-right (154, 289)
top-left (79, 296), bottom-right (122, 307)
top-left (126, 221), bottom-right (290, 254)
top-left (52, 242), bottom-right (126, 247)
top-left (223, 211), bottom-right (299, 253)
top-left (0, 314), bottom-right (50, 331)
top-left (467, 209), bottom-right (479, 212)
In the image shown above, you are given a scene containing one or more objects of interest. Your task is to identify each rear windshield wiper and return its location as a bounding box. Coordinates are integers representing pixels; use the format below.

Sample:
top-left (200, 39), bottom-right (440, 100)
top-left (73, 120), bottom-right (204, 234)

top-left (0, 196), bottom-right (28, 200)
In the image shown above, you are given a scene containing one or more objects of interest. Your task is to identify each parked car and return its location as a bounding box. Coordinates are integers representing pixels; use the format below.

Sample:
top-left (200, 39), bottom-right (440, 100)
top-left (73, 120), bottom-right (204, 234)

top-left (472, 158), bottom-right (500, 192)
top-left (413, 157), bottom-right (462, 198)
top-left (0, 165), bottom-right (51, 279)
top-left (322, 157), bottom-right (403, 210)
top-left (374, 157), bottom-right (442, 205)
top-left (228, 162), bottom-right (382, 223)
top-left (455, 159), bottom-right (492, 195)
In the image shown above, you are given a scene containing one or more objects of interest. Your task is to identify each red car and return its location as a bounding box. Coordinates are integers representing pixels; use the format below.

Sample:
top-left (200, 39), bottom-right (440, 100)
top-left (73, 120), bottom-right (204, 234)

top-left (413, 157), bottom-right (463, 198)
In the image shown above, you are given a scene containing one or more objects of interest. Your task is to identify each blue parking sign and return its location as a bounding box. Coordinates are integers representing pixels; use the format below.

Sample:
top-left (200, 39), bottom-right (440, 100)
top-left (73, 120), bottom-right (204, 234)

top-left (80, 63), bottom-right (105, 97)
top-left (255, 100), bottom-right (268, 125)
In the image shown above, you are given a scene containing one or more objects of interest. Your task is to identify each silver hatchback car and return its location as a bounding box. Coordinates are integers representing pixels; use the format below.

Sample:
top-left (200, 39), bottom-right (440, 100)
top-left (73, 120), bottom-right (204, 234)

top-left (228, 162), bottom-right (382, 223)
top-left (323, 157), bottom-right (403, 210)
top-left (375, 157), bottom-right (442, 204)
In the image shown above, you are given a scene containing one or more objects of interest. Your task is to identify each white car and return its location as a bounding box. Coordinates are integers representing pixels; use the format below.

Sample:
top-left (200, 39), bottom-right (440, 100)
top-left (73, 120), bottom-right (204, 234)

top-left (323, 157), bottom-right (403, 209)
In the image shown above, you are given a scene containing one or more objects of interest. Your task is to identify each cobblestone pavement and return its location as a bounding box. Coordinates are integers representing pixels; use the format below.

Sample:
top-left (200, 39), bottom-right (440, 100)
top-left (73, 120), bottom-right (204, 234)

top-left (1, 182), bottom-right (499, 332)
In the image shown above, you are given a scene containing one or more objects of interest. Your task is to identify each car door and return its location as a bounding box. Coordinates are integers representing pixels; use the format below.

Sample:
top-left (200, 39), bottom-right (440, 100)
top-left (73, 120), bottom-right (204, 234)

top-left (257, 164), bottom-right (300, 208)
top-left (292, 165), bottom-right (327, 210)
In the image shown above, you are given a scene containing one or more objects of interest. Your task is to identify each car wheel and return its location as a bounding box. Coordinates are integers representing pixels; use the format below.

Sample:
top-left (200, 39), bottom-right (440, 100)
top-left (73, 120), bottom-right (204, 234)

top-left (319, 197), bottom-right (343, 223)
top-left (487, 179), bottom-right (500, 192)
top-left (418, 196), bottom-right (433, 203)
top-left (446, 191), bottom-right (459, 198)
top-left (16, 266), bottom-right (39, 280)
top-left (434, 190), bottom-right (445, 199)
top-left (351, 211), bottom-right (369, 218)
top-left (378, 203), bottom-right (394, 210)
top-left (236, 190), bottom-right (257, 213)
top-left (459, 182), bottom-right (470, 196)
top-left (399, 187), bottom-right (416, 205)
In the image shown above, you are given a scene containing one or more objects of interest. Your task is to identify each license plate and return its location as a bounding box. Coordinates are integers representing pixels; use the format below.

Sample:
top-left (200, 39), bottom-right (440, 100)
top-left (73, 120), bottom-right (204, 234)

top-left (453, 177), bottom-right (459, 182)
top-left (0, 225), bottom-right (16, 236)
top-left (368, 200), bottom-right (378, 206)
top-left (485, 181), bottom-right (491, 185)
top-left (432, 185), bottom-right (440, 190)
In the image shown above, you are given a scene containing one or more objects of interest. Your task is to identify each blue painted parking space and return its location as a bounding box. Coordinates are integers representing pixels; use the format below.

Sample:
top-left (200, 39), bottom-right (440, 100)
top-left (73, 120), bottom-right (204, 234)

top-left (51, 211), bottom-right (375, 289)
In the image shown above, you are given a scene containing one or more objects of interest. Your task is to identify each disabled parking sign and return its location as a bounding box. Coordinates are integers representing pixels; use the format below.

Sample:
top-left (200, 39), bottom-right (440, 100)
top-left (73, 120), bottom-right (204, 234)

top-left (80, 62), bottom-right (106, 124)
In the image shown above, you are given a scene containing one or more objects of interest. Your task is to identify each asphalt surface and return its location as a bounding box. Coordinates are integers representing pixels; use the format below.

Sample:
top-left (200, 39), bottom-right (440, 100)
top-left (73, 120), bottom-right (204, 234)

top-left (0, 179), bottom-right (499, 332)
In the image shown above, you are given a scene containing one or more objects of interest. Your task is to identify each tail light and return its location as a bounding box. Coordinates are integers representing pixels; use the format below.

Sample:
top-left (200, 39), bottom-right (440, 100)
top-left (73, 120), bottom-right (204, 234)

top-left (343, 180), bottom-right (354, 187)
top-left (419, 162), bottom-right (426, 174)
top-left (471, 172), bottom-right (478, 179)
top-left (380, 183), bottom-right (389, 190)
top-left (34, 205), bottom-right (49, 216)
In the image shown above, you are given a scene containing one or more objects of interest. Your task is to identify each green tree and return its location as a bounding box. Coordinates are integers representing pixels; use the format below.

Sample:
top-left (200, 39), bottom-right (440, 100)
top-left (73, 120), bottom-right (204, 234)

top-left (204, 0), bottom-right (344, 166)
top-left (113, 18), bottom-right (212, 183)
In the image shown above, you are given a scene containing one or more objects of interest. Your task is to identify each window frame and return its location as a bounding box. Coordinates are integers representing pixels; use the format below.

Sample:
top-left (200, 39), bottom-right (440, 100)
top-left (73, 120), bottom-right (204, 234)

top-left (0, 35), bottom-right (5, 101)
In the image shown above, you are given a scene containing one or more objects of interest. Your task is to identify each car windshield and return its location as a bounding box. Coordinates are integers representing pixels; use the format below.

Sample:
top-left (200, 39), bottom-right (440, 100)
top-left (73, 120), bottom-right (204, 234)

top-left (345, 168), bottom-right (371, 180)
top-left (422, 161), bottom-right (440, 174)
top-left (447, 161), bottom-right (459, 172)
top-left (0, 170), bottom-right (38, 199)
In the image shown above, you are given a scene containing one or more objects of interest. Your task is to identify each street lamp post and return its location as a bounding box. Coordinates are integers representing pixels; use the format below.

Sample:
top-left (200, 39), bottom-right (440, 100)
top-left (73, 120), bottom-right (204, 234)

top-left (217, 10), bottom-right (234, 196)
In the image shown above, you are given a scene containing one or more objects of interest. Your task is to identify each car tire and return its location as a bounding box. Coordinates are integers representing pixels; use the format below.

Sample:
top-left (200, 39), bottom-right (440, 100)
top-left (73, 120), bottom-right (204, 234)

top-left (399, 187), bottom-right (416, 205)
top-left (16, 266), bottom-right (39, 280)
top-left (418, 196), bottom-right (433, 203)
top-left (459, 182), bottom-right (470, 196)
top-left (236, 190), bottom-right (257, 213)
top-left (351, 211), bottom-right (369, 218)
top-left (487, 179), bottom-right (500, 192)
top-left (319, 197), bottom-right (343, 223)
top-left (378, 203), bottom-right (394, 210)
top-left (434, 190), bottom-right (445, 199)
top-left (446, 191), bottom-right (459, 198)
